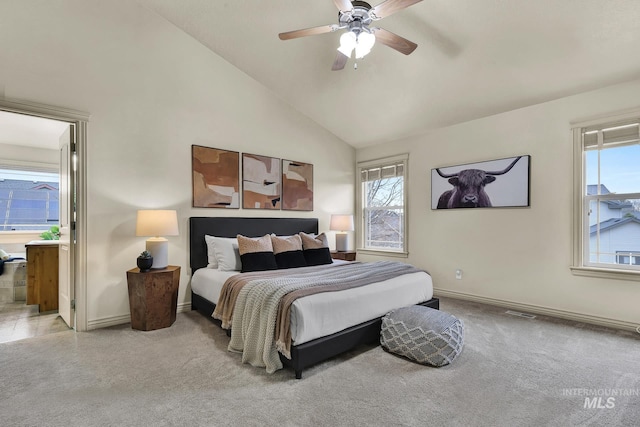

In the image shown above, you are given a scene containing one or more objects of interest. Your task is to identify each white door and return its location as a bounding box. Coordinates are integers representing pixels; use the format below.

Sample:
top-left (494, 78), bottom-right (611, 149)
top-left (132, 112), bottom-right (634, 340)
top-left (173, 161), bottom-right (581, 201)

top-left (58, 125), bottom-right (74, 328)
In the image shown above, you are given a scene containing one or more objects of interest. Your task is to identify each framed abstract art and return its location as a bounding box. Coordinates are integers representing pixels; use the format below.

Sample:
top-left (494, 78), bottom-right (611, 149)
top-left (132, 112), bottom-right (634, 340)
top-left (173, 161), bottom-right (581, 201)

top-left (192, 145), bottom-right (240, 208)
top-left (282, 159), bottom-right (313, 211)
top-left (242, 153), bottom-right (281, 209)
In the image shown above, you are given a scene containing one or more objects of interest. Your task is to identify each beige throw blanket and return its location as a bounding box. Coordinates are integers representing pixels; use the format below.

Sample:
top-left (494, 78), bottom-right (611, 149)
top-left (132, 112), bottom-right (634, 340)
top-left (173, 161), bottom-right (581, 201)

top-left (213, 261), bottom-right (423, 373)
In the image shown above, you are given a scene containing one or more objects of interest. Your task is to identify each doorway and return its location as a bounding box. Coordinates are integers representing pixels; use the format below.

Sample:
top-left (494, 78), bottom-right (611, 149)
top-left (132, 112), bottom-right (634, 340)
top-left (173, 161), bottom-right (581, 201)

top-left (0, 99), bottom-right (88, 341)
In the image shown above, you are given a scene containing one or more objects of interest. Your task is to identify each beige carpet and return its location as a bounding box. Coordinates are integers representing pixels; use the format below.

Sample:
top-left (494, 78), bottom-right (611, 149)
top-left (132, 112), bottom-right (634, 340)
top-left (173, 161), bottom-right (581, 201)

top-left (1, 297), bottom-right (638, 427)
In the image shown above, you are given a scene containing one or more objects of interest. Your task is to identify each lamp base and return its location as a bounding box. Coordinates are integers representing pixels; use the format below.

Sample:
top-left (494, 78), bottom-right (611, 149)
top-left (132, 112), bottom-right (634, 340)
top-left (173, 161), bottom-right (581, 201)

top-left (146, 237), bottom-right (169, 269)
top-left (335, 233), bottom-right (349, 252)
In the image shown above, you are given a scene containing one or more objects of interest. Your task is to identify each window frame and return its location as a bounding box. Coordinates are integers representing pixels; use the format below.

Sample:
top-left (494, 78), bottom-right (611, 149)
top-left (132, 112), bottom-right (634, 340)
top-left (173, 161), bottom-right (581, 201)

top-left (615, 251), bottom-right (640, 266)
top-left (356, 154), bottom-right (409, 257)
top-left (571, 108), bottom-right (640, 281)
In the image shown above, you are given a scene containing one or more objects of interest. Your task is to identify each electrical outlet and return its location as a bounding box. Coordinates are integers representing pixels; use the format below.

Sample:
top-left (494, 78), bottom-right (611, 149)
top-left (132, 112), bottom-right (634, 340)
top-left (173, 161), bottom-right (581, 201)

top-left (455, 269), bottom-right (463, 280)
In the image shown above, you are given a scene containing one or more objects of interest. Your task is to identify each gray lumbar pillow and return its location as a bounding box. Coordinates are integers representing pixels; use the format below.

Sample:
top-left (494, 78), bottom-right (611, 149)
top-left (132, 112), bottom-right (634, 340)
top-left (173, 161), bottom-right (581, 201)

top-left (380, 305), bottom-right (464, 367)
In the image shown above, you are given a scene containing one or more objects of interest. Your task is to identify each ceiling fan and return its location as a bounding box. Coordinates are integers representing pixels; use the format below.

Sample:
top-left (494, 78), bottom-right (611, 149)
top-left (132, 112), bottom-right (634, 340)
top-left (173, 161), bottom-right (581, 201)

top-left (278, 0), bottom-right (422, 71)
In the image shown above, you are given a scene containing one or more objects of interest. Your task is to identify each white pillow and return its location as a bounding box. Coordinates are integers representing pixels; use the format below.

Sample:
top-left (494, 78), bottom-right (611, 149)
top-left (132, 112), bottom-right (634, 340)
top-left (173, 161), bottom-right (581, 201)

top-left (211, 236), bottom-right (242, 271)
top-left (204, 235), bottom-right (218, 268)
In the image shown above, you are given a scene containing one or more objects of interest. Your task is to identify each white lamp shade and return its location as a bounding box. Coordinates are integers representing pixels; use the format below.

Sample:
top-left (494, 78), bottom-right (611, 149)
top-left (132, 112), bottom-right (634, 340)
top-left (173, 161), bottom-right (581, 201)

top-left (359, 32), bottom-right (375, 50)
top-left (136, 210), bottom-right (179, 237)
top-left (340, 32), bottom-right (357, 50)
top-left (330, 214), bottom-right (354, 232)
top-left (338, 31), bottom-right (357, 57)
top-left (355, 32), bottom-right (375, 59)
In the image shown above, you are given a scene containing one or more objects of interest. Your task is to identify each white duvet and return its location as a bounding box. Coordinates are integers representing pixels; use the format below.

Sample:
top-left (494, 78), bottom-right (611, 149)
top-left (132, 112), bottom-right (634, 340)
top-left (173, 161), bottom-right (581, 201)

top-left (191, 262), bottom-right (433, 346)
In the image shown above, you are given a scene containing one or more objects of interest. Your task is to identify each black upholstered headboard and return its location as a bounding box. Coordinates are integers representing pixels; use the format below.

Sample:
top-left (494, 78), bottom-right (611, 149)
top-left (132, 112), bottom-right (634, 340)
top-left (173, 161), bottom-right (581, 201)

top-left (189, 217), bottom-right (319, 273)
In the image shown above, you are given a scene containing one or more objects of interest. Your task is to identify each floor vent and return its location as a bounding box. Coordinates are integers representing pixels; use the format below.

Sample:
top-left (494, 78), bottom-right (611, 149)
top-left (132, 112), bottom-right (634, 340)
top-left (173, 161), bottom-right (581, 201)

top-left (505, 310), bottom-right (536, 319)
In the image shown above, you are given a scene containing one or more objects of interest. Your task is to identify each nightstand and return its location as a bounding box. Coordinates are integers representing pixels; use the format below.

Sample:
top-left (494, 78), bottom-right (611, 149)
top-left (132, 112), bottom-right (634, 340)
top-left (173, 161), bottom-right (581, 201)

top-left (126, 265), bottom-right (180, 331)
top-left (331, 251), bottom-right (356, 261)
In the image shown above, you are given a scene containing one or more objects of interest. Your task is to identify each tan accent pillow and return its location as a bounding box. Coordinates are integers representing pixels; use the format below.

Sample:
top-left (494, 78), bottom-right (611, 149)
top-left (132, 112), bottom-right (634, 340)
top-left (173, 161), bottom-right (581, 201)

top-left (236, 234), bottom-right (278, 272)
top-left (236, 234), bottom-right (273, 255)
top-left (299, 232), bottom-right (328, 249)
top-left (270, 234), bottom-right (303, 255)
top-left (271, 234), bottom-right (307, 269)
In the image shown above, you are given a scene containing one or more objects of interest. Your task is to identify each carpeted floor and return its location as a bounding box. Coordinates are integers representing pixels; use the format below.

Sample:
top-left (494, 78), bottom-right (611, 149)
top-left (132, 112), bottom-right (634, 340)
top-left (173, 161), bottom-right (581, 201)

top-left (0, 297), bottom-right (638, 427)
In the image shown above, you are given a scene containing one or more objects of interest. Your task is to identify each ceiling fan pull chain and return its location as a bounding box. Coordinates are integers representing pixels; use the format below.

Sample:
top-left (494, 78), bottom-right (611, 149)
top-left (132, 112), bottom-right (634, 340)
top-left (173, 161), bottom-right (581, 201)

top-left (354, 62), bottom-right (358, 70)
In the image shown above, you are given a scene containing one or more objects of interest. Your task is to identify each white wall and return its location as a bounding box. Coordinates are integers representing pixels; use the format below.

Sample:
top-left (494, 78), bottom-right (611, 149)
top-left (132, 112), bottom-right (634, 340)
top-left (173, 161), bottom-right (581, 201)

top-left (357, 78), bottom-right (640, 329)
top-left (0, 1), bottom-right (354, 328)
top-left (0, 143), bottom-right (58, 166)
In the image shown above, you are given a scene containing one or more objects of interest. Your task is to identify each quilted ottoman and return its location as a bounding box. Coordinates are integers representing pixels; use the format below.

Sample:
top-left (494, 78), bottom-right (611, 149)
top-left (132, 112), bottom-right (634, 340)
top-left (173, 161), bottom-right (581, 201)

top-left (380, 305), bottom-right (464, 367)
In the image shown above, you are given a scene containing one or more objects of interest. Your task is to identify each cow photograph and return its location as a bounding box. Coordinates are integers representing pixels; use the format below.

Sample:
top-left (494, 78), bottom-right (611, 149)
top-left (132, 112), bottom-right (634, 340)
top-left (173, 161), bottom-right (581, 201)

top-left (431, 155), bottom-right (530, 209)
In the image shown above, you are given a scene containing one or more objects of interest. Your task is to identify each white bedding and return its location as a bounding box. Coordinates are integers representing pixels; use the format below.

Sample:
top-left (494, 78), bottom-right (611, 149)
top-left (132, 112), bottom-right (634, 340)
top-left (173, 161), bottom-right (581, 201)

top-left (191, 262), bottom-right (433, 346)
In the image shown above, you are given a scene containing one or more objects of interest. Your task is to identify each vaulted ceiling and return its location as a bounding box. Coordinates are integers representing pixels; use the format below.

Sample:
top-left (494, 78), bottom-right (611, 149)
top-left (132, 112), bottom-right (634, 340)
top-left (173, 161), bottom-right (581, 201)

top-left (141, 0), bottom-right (640, 148)
top-left (5, 2), bottom-right (640, 150)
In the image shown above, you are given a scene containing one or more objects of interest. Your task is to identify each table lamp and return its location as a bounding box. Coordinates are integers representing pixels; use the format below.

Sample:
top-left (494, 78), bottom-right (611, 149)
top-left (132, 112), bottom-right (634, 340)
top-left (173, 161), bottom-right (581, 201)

top-left (330, 214), bottom-right (354, 252)
top-left (136, 210), bottom-right (179, 269)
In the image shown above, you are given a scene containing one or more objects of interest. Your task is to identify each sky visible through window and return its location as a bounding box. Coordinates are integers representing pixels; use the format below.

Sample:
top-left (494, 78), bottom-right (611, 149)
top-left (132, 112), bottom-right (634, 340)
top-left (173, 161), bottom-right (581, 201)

top-left (586, 145), bottom-right (640, 194)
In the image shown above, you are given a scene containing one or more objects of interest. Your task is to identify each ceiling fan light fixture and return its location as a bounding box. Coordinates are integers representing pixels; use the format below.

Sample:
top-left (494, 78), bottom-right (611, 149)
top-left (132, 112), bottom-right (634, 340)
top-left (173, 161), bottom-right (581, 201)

top-left (355, 31), bottom-right (375, 59)
top-left (354, 45), bottom-right (369, 59)
top-left (338, 31), bottom-right (357, 57)
top-left (279, 0), bottom-right (422, 70)
top-left (337, 45), bottom-right (354, 58)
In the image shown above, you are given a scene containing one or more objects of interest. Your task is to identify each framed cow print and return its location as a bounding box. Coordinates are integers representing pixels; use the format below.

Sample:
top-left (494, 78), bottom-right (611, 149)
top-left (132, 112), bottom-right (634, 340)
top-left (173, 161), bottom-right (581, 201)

top-left (431, 155), bottom-right (530, 209)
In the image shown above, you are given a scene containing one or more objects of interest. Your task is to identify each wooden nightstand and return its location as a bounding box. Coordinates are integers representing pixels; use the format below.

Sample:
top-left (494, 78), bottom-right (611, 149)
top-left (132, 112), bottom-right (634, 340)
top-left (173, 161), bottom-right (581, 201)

top-left (126, 265), bottom-right (180, 331)
top-left (331, 251), bottom-right (356, 261)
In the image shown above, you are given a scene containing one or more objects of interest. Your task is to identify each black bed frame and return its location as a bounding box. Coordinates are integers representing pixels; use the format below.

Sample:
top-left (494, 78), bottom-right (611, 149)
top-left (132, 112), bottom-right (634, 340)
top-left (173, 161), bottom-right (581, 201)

top-left (189, 216), bottom-right (439, 379)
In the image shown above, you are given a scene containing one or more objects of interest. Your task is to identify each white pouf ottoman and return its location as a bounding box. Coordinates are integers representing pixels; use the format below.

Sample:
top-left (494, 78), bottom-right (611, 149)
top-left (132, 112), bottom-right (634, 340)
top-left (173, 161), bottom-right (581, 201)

top-left (380, 305), bottom-right (464, 367)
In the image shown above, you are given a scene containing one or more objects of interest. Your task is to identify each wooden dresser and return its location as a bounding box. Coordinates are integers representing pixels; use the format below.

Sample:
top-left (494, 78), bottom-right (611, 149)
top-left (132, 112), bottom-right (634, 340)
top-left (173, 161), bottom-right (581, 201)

top-left (26, 241), bottom-right (59, 312)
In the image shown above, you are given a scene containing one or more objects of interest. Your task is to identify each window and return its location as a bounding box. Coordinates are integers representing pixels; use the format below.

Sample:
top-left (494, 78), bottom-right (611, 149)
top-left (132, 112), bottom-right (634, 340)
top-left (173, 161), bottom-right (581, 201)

top-left (357, 154), bottom-right (408, 254)
top-left (0, 167), bottom-right (59, 231)
top-left (572, 112), bottom-right (640, 278)
top-left (616, 251), bottom-right (640, 266)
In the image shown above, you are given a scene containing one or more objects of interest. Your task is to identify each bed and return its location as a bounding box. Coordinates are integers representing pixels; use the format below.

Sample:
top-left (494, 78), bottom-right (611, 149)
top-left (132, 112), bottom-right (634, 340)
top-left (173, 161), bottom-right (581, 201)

top-left (189, 216), bottom-right (439, 378)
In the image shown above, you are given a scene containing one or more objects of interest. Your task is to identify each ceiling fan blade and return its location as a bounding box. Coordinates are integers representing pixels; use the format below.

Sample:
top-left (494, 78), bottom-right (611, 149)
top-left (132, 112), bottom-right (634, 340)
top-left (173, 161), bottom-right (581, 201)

top-left (332, 51), bottom-right (349, 71)
top-left (371, 0), bottom-right (423, 19)
top-left (333, 0), bottom-right (353, 12)
top-left (279, 24), bottom-right (338, 40)
top-left (372, 27), bottom-right (417, 55)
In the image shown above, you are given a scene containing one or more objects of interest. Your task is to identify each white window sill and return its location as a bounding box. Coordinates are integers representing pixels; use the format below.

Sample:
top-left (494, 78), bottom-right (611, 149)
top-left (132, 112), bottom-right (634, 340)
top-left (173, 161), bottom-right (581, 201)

top-left (570, 266), bottom-right (640, 282)
top-left (357, 249), bottom-right (408, 258)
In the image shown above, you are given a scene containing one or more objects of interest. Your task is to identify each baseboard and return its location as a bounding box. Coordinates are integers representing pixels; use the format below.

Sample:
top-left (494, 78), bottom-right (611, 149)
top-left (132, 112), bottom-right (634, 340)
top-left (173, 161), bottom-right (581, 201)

top-left (87, 314), bottom-right (130, 330)
top-left (177, 302), bottom-right (191, 313)
top-left (434, 288), bottom-right (639, 332)
top-left (87, 302), bottom-right (194, 330)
